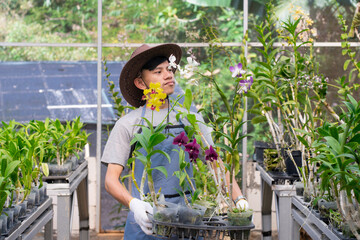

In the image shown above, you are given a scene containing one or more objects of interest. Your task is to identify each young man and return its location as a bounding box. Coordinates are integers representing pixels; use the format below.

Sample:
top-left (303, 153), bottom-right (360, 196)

top-left (101, 43), bottom-right (249, 239)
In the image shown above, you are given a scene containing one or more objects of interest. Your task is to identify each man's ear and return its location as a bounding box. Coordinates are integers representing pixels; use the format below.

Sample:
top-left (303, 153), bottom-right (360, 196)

top-left (134, 77), bottom-right (147, 90)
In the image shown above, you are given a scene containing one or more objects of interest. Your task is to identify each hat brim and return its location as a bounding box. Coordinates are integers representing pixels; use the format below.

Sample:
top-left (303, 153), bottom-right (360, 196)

top-left (119, 43), bottom-right (182, 108)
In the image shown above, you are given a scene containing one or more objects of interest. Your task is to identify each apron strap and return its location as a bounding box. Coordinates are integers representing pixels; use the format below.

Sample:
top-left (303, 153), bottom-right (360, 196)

top-left (164, 190), bottom-right (191, 199)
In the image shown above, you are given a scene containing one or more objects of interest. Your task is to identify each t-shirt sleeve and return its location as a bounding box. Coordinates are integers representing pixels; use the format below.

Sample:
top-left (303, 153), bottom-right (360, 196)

top-left (101, 120), bottom-right (132, 167)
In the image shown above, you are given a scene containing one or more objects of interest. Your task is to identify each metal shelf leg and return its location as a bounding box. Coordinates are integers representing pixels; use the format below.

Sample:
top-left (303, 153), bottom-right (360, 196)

top-left (261, 179), bottom-right (272, 240)
top-left (57, 195), bottom-right (72, 240)
top-left (77, 177), bottom-right (90, 240)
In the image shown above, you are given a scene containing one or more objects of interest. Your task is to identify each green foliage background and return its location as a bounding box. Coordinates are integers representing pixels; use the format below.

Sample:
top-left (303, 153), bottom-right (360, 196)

top-left (0, 0), bottom-right (258, 61)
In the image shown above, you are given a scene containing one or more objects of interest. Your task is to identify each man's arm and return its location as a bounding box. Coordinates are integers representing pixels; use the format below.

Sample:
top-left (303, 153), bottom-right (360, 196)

top-left (104, 163), bottom-right (133, 207)
top-left (105, 163), bottom-right (153, 235)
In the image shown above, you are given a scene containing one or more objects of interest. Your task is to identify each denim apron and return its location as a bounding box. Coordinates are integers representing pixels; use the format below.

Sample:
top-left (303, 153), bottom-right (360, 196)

top-left (124, 106), bottom-right (193, 240)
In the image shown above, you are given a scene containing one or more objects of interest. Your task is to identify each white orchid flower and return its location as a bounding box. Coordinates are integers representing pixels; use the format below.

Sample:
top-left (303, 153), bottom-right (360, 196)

top-left (168, 54), bottom-right (178, 70)
top-left (186, 57), bottom-right (199, 67)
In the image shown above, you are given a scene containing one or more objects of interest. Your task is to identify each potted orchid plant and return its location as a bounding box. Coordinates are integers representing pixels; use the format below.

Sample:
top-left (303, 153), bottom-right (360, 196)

top-left (247, 4), bottom-right (335, 206)
top-left (127, 82), bottom-right (172, 207)
top-left (173, 26), bottom-right (254, 225)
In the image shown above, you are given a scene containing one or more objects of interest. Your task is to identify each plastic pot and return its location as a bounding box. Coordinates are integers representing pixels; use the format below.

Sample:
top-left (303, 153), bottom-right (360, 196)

top-left (253, 141), bottom-right (276, 163)
top-left (26, 192), bottom-right (36, 210)
top-left (282, 149), bottom-right (302, 177)
top-left (194, 199), bottom-right (216, 218)
top-left (78, 151), bottom-right (85, 164)
top-left (0, 214), bottom-right (9, 234)
top-left (70, 156), bottom-right (79, 171)
top-left (178, 204), bottom-right (205, 225)
top-left (48, 161), bottom-right (72, 176)
top-left (153, 201), bottom-right (178, 237)
top-left (227, 209), bottom-right (253, 226)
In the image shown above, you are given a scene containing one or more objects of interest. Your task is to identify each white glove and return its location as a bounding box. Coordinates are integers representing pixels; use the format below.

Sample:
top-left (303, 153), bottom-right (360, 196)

top-left (129, 198), bottom-right (153, 235)
top-left (236, 198), bottom-right (249, 211)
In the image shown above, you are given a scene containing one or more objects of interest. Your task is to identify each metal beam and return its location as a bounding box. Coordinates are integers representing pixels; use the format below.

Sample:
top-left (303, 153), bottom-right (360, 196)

top-left (2, 42), bottom-right (360, 48)
top-left (96, 0), bottom-right (102, 233)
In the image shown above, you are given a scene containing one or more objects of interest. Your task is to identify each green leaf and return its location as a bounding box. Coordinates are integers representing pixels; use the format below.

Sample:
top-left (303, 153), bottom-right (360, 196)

top-left (296, 135), bottom-right (309, 148)
top-left (134, 133), bottom-right (149, 151)
top-left (336, 153), bottom-right (356, 160)
top-left (5, 161), bottom-right (20, 178)
top-left (184, 89), bottom-right (192, 112)
top-left (324, 136), bottom-right (341, 154)
top-left (1, 159), bottom-right (6, 177)
top-left (214, 142), bottom-right (232, 153)
top-left (186, 114), bottom-right (197, 125)
top-left (153, 166), bottom-right (168, 178)
top-left (149, 134), bottom-right (166, 148)
top-left (148, 149), bottom-right (171, 163)
top-left (251, 116), bottom-right (267, 124)
top-left (179, 172), bottom-right (186, 186)
top-left (135, 154), bottom-right (148, 166)
top-left (349, 133), bottom-right (360, 144)
top-left (344, 59), bottom-right (351, 71)
top-left (191, 189), bottom-right (201, 203)
top-left (41, 163), bottom-right (49, 177)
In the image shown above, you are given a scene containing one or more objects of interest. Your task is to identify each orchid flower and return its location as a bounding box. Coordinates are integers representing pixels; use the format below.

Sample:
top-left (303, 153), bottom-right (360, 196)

top-left (229, 63), bottom-right (246, 78)
top-left (173, 132), bottom-right (189, 146)
top-left (237, 76), bottom-right (254, 94)
top-left (185, 138), bottom-right (200, 163)
top-left (205, 145), bottom-right (218, 162)
top-left (168, 54), bottom-right (178, 70)
top-left (142, 82), bottom-right (167, 111)
top-left (179, 56), bottom-right (200, 82)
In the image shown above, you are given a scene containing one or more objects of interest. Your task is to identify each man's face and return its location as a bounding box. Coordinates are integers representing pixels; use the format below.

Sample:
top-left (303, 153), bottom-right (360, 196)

top-left (141, 61), bottom-right (175, 96)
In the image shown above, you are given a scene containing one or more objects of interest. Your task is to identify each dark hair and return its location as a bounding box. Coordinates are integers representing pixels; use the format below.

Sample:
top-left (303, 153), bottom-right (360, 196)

top-left (142, 56), bottom-right (169, 71)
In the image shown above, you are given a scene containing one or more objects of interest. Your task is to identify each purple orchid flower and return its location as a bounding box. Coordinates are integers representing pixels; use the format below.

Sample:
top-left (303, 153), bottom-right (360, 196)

top-left (205, 145), bottom-right (218, 162)
top-left (237, 76), bottom-right (254, 94)
top-left (173, 132), bottom-right (189, 146)
top-left (185, 138), bottom-right (200, 163)
top-left (229, 63), bottom-right (246, 78)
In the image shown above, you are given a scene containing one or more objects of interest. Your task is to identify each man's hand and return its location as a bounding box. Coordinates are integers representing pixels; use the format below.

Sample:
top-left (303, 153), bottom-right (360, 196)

top-left (129, 198), bottom-right (153, 235)
top-left (236, 198), bottom-right (249, 211)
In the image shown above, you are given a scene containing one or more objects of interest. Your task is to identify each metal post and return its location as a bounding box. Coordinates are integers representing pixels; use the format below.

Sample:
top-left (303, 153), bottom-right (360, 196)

top-left (96, 0), bottom-right (102, 233)
top-left (242, 0), bottom-right (249, 196)
top-left (276, 191), bottom-right (295, 240)
top-left (261, 179), bottom-right (272, 240)
top-left (57, 195), bottom-right (72, 240)
top-left (77, 177), bottom-right (90, 239)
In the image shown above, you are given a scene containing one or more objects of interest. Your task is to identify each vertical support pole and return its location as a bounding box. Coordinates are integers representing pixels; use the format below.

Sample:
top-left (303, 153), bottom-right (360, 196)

top-left (96, 0), bottom-right (103, 233)
top-left (44, 209), bottom-right (53, 240)
top-left (261, 179), bottom-right (272, 240)
top-left (77, 177), bottom-right (90, 240)
top-left (291, 208), bottom-right (300, 240)
top-left (57, 195), bottom-right (72, 240)
top-left (277, 192), bottom-right (293, 240)
top-left (241, 0), bottom-right (249, 197)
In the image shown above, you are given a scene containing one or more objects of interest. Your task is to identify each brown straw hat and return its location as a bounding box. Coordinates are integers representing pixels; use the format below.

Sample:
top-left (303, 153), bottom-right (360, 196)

top-left (119, 43), bottom-right (182, 107)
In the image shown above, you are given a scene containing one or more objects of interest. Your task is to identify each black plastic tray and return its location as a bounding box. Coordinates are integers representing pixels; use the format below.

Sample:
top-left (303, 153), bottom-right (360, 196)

top-left (149, 214), bottom-right (254, 240)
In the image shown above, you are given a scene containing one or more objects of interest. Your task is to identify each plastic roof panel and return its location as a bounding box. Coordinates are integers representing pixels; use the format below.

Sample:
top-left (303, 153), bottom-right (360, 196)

top-left (0, 61), bottom-right (123, 124)
top-left (0, 61), bottom-right (190, 124)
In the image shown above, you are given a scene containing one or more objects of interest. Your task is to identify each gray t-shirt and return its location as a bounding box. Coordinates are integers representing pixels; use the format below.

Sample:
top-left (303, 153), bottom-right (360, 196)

top-left (101, 105), bottom-right (214, 167)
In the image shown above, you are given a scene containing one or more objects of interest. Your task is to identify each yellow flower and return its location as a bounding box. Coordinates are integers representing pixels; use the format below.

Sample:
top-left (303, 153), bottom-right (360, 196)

top-left (142, 82), bottom-right (167, 111)
top-left (305, 18), bottom-right (313, 26)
